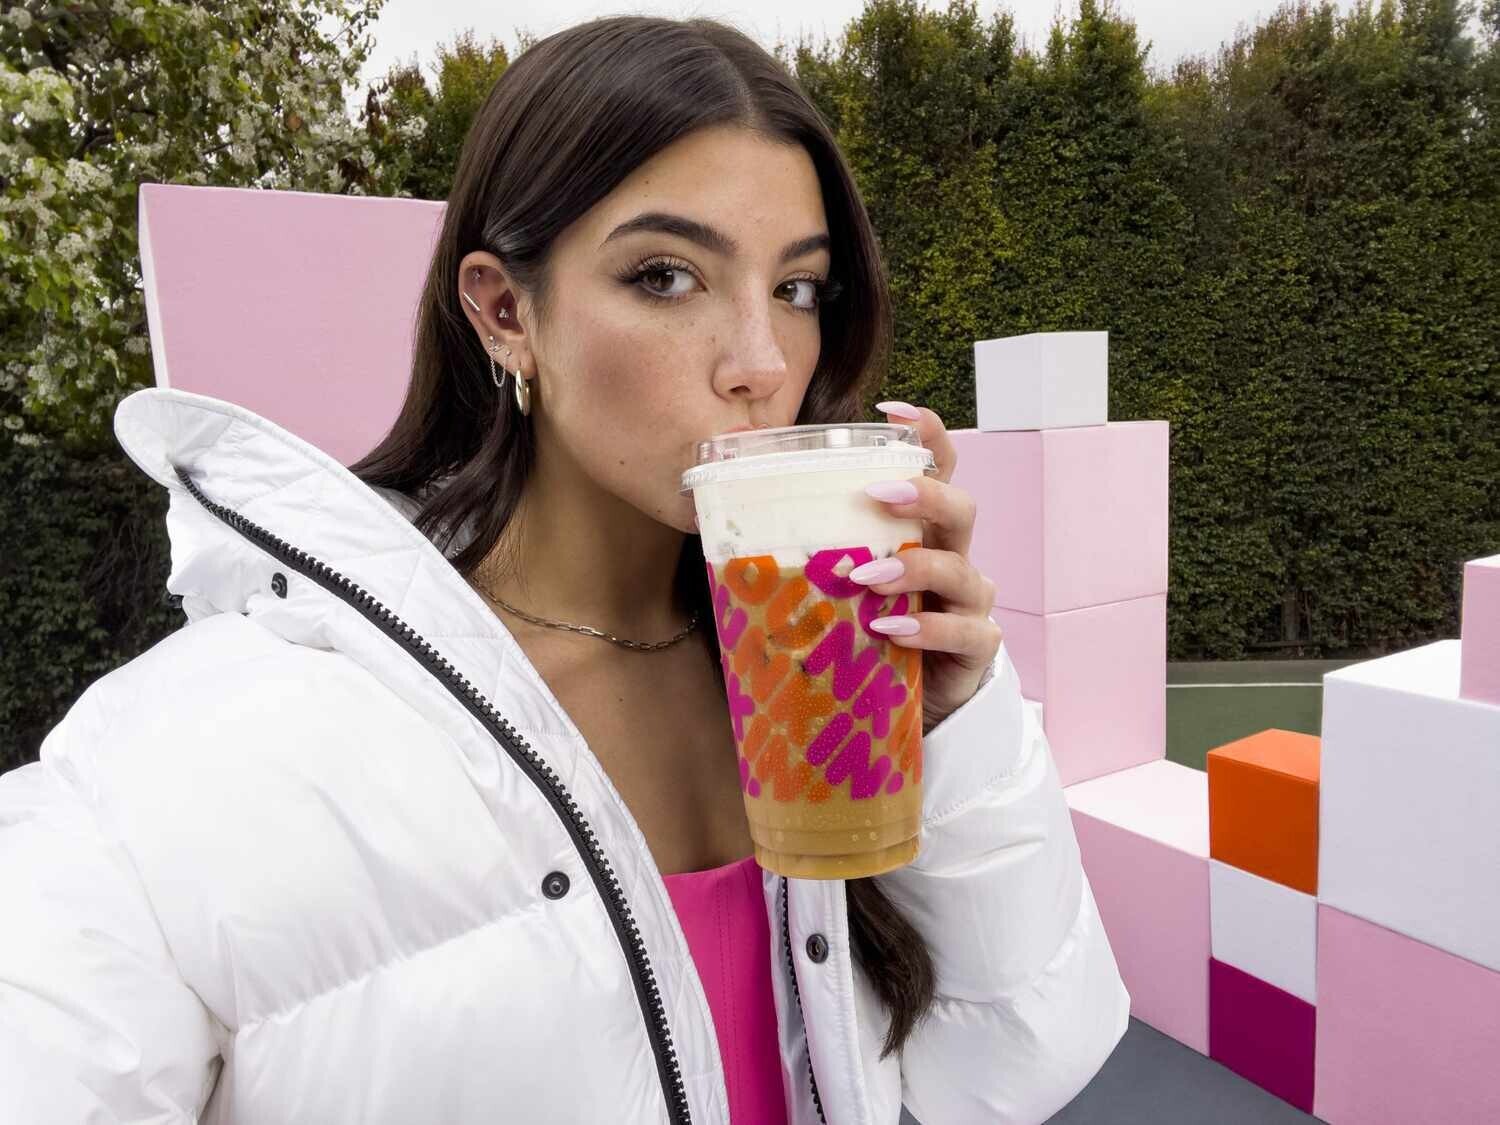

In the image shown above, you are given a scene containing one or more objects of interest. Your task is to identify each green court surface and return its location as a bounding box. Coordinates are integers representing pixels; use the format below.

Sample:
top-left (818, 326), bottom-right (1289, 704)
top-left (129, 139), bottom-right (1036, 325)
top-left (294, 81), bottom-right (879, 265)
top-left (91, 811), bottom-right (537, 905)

top-left (1165, 659), bottom-right (1358, 772)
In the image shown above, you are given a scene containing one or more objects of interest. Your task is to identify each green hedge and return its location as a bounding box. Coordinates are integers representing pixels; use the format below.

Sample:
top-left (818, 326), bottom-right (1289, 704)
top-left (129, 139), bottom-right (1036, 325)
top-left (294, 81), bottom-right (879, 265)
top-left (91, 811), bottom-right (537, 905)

top-left (0, 439), bottom-right (178, 774)
top-left (793, 0), bottom-right (1499, 658)
top-left (4, 0), bottom-right (1497, 768)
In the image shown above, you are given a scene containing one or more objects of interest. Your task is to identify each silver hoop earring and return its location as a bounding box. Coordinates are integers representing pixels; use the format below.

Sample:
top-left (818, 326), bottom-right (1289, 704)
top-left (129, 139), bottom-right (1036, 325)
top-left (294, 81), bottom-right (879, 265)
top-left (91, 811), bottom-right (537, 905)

top-left (513, 366), bottom-right (531, 415)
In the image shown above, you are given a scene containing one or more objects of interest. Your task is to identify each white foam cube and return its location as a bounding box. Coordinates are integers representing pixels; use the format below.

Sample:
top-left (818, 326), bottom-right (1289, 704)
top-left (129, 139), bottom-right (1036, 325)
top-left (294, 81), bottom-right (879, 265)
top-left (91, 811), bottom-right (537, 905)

top-left (1319, 640), bottom-right (1500, 972)
top-left (974, 331), bottom-right (1108, 431)
top-left (1209, 859), bottom-right (1317, 1004)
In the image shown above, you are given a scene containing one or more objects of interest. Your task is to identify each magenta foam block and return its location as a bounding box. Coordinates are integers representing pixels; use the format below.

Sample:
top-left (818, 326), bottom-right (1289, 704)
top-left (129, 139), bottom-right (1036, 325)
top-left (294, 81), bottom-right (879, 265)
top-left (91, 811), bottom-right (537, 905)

top-left (1315, 905), bottom-right (1500, 1124)
top-left (139, 183), bottom-right (446, 465)
top-left (1208, 958), bottom-right (1316, 1113)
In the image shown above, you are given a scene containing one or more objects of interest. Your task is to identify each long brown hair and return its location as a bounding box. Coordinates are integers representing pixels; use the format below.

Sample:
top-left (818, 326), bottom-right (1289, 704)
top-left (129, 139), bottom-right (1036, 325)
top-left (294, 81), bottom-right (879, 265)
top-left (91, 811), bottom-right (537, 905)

top-left (351, 14), bottom-right (935, 1059)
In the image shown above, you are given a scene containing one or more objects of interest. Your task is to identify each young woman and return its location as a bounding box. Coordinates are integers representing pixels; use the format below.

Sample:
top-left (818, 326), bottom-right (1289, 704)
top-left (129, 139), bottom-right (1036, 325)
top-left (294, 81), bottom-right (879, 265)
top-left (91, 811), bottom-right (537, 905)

top-left (0, 16), bottom-right (1127, 1124)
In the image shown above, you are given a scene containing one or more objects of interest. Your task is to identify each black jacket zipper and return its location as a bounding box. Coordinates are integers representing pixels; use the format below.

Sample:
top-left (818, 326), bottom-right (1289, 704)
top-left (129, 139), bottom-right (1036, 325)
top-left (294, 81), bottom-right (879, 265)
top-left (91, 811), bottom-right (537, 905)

top-left (781, 875), bottom-right (828, 1123)
top-left (175, 467), bottom-right (692, 1124)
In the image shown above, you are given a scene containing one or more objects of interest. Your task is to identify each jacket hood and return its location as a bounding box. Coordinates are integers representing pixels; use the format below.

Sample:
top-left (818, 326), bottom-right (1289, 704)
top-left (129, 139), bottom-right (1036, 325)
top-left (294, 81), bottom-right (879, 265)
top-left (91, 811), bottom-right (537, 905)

top-left (113, 385), bottom-right (582, 748)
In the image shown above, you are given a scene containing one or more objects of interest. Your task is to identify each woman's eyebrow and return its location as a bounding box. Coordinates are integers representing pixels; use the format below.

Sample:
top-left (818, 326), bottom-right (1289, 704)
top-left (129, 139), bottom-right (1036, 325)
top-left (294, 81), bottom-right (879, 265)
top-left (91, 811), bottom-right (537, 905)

top-left (601, 211), bottom-right (830, 264)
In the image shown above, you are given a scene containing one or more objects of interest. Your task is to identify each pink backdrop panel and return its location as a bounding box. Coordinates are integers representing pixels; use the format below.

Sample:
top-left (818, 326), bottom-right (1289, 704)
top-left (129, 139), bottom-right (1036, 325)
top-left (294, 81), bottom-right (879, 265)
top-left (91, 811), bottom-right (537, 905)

top-left (139, 182), bottom-right (447, 465)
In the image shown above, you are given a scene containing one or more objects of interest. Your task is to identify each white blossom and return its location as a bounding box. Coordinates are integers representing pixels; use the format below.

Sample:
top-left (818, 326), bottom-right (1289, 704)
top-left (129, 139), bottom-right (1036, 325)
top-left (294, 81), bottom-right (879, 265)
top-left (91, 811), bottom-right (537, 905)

top-left (63, 160), bottom-right (111, 193)
top-left (6, 0), bottom-right (391, 442)
top-left (54, 232), bottom-right (86, 261)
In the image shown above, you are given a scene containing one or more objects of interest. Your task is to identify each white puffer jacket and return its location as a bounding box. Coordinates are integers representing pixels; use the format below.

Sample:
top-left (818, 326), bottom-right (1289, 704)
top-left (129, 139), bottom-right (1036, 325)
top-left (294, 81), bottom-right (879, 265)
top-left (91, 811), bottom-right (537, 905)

top-left (0, 388), bottom-right (1128, 1125)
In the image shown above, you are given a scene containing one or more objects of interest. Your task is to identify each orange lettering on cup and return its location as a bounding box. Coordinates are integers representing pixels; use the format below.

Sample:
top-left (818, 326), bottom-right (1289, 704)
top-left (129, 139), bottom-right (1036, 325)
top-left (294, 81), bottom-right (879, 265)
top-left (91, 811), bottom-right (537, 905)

top-left (723, 555), bottom-right (782, 605)
top-left (753, 731), bottom-right (816, 801)
top-left (741, 713), bottom-right (773, 768)
top-left (765, 576), bottom-right (834, 650)
top-left (768, 673), bottom-right (837, 747)
top-left (731, 623), bottom-right (792, 704)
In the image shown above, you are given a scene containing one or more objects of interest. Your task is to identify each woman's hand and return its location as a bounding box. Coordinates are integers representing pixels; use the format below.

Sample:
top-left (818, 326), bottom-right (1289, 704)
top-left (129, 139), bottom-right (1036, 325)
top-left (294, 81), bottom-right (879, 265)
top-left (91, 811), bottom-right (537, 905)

top-left (853, 401), bottom-right (1004, 735)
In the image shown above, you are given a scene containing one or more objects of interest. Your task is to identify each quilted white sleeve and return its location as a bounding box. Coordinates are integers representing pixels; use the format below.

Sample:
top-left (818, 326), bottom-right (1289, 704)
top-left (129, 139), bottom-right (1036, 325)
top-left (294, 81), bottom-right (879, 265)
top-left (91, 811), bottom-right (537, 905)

top-left (877, 642), bottom-right (1130, 1124)
top-left (0, 719), bottom-right (222, 1123)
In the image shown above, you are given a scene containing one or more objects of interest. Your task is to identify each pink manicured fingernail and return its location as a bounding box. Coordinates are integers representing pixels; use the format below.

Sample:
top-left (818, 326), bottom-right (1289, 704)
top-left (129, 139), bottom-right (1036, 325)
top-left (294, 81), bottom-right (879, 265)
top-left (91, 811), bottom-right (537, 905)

top-left (870, 615), bottom-right (920, 636)
top-left (865, 479), bottom-right (918, 503)
top-left (848, 556), bottom-right (904, 584)
top-left (876, 401), bottom-right (922, 421)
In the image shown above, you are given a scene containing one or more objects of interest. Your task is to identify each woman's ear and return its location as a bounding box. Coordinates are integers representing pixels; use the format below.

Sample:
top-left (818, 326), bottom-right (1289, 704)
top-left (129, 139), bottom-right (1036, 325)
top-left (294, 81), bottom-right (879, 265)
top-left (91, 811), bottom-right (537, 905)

top-left (457, 251), bottom-right (532, 375)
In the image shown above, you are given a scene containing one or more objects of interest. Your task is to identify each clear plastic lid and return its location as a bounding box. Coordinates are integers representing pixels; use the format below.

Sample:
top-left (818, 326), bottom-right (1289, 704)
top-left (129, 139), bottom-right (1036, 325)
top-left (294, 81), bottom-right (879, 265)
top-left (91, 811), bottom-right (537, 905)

top-left (680, 422), bottom-right (936, 493)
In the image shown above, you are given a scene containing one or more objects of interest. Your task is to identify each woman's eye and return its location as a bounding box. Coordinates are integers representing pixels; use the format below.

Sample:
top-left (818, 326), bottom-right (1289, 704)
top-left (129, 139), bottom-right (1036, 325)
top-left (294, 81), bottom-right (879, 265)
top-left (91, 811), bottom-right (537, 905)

top-left (624, 258), bottom-right (834, 314)
top-left (637, 266), bottom-right (698, 299)
top-left (781, 278), bottom-right (821, 311)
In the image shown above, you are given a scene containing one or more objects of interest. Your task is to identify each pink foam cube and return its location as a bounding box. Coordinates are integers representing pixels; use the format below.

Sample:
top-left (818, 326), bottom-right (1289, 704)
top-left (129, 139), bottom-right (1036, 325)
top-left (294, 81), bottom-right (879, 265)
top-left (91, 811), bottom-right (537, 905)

top-left (1459, 554), bottom-right (1500, 705)
top-left (949, 422), bottom-right (1169, 616)
top-left (1209, 958), bottom-right (1316, 1113)
top-left (139, 183), bottom-right (445, 465)
top-left (1315, 905), bottom-right (1500, 1124)
top-left (1066, 760), bottom-right (1210, 1053)
top-left (994, 593), bottom-right (1166, 787)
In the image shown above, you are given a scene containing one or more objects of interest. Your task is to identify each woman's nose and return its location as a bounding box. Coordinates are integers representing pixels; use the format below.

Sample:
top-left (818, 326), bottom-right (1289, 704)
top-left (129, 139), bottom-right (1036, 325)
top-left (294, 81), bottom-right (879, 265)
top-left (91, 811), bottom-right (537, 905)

top-left (714, 301), bottom-right (789, 396)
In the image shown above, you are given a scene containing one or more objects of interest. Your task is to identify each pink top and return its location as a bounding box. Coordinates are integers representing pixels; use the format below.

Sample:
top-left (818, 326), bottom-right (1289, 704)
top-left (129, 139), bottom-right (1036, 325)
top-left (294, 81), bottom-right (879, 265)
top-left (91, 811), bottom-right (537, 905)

top-left (662, 855), bottom-right (789, 1124)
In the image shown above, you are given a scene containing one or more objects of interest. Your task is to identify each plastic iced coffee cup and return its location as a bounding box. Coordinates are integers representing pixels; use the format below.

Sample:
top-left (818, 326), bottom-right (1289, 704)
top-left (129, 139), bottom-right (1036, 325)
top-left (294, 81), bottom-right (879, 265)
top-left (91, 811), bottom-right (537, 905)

top-left (680, 423), bottom-right (938, 879)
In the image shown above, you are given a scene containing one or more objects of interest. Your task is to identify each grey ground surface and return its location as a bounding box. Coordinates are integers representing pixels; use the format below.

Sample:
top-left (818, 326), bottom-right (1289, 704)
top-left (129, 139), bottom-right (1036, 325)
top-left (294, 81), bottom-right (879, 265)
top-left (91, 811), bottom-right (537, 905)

top-left (1043, 1019), bottom-right (1323, 1124)
top-left (898, 1019), bottom-right (1324, 1124)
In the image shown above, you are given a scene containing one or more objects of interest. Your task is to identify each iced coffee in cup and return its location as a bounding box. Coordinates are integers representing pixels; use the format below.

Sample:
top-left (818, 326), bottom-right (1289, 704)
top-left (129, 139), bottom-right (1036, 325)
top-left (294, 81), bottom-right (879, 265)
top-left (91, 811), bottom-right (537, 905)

top-left (681, 423), bottom-right (938, 879)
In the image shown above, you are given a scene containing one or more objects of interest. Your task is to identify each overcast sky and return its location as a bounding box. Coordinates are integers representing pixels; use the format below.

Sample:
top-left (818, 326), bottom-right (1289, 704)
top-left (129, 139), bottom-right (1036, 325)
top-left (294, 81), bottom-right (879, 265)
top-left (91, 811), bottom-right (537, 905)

top-left (356, 0), bottom-right (1353, 90)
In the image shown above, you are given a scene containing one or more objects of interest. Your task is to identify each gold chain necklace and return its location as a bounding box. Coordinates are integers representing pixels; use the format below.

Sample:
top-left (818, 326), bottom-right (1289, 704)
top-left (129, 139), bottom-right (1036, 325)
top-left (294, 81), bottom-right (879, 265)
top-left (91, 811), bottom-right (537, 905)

top-left (484, 590), bottom-right (702, 652)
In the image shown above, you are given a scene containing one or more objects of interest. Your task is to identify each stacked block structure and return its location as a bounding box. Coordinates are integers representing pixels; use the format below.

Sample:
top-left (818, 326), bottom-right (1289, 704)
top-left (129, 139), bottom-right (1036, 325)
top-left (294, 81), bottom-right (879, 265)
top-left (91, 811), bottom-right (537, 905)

top-left (957, 331), bottom-right (1204, 1050)
top-left (951, 331), bottom-right (1169, 788)
top-left (1206, 730), bottom-right (1320, 1113)
top-left (957, 329), bottom-right (1498, 1120)
top-left (1314, 621), bottom-right (1500, 1123)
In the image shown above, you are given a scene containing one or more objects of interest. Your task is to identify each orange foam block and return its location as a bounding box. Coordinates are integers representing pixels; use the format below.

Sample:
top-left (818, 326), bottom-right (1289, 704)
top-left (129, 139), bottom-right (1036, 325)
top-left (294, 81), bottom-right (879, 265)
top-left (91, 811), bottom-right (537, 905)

top-left (1206, 729), bottom-right (1319, 895)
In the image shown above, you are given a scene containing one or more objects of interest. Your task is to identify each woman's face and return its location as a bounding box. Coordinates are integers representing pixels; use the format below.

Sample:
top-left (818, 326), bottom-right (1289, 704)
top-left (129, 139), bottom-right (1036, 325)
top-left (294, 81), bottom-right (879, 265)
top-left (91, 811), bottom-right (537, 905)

top-left (478, 124), bottom-right (832, 536)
